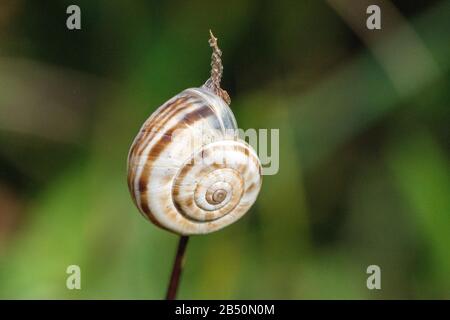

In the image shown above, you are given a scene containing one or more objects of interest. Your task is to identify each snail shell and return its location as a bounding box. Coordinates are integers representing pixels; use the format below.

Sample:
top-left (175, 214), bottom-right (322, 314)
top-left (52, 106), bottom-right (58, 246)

top-left (127, 87), bottom-right (262, 235)
top-left (127, 33), bottom-right (262, 235)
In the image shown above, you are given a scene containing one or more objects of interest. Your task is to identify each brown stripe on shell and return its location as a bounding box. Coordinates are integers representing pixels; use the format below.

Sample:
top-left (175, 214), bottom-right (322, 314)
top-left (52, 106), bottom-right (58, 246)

top-left (132, 86), bottom-right (226, 160)
top-left (134, 97), bottom-right (191, 155)
top-left (137, 97), bottom-right (204, 152)
top-left (246, 182), bottom-right (257, 193)
top-left (201, 148), bottom-right (210, 159)
top-left (173, 200), bottom-right (184, 217)
top-left (133, 96), bottom-right (191, 157)
top-left (129, 96), bottom-right (192, 165)
top-left (172, 165), bottom-right (192, 198)
top-left (127, 168), bottom-right (139, 207)
top-left (128, 96), bottom-right (193, 220)
top-left (136, 104), bottom-right (216, 220)
top-left (138, 133), bottom-right (172, 193)
top-left (128, 183), bottom-right (166, 230)
top-left (130, 99), bottom-right (202, 190)
top-left (128, 96), bottom-right (195, 194)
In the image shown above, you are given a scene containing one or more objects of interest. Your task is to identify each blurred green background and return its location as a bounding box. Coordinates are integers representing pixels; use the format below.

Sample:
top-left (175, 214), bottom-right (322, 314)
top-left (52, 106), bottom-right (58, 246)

top-left (0, 0), bottom-right (449, 299)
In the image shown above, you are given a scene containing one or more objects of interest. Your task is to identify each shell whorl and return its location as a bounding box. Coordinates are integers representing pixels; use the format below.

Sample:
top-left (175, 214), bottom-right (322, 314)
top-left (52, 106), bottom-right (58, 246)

top-left (127, 88), bottom-right (262, 235)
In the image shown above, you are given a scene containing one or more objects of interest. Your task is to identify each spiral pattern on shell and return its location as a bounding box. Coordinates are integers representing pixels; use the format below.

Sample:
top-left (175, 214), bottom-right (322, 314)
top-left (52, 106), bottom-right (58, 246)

top-left (127, 87), bottom-right (262, 235)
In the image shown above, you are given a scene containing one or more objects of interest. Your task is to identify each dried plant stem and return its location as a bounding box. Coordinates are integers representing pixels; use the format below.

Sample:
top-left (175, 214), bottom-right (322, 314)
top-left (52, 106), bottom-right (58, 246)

top-left (165, 235), bottom-right (190, 300)
top-left (208, 30), bottom-right (223, 90)
top-left (205, 30), bottom-right (231, 105)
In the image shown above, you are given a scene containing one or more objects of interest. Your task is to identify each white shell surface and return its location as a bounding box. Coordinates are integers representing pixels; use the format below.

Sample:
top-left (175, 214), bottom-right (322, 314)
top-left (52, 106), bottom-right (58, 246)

top-left (127, 87), bottom-right (262, 235)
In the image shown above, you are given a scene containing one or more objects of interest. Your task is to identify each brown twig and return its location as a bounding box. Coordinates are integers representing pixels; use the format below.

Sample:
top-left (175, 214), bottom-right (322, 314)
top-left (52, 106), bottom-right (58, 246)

top-left (208, 30), bottom-right (223, 90)
top-left (205, 30), bottom-right (231, 105)
top-left (165, 235), bottom-right (190, 300)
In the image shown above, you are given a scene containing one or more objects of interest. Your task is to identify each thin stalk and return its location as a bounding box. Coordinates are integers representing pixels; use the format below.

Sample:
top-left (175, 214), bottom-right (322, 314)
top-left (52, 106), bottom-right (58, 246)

top-left (165, 235), bottom-right (190, 300)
